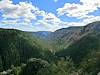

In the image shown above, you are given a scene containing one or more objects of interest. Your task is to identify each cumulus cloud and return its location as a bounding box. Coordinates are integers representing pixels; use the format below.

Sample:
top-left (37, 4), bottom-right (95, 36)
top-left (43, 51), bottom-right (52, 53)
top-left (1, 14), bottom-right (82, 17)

top-left (0, 0), bottom-right (66, 31)
top-left (82, 16), bottom-right (100, 24)
top-left (35, 13), bottom-right (65, 31)
top-left (0, 0), bottom-right (100, 32)
top-left (0, 0), bottom-right (59, 31)
top-left (0, 0), bottom-right (48, 24)
top-left (56, 0), bottom-right (100, 31)
top-left (43, 13), bottom-right (61, 24)
top-left (57, 0), bottom-right (100, 18)
top-left (0, 0), bottom-right (38, 21)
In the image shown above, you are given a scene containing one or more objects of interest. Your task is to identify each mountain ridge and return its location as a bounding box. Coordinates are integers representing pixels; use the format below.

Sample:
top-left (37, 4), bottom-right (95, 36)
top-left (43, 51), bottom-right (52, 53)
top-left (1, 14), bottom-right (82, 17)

top-left (0, 21), bottom-right (100, 75)
top-left (1, 21), bottom-right (99, 51)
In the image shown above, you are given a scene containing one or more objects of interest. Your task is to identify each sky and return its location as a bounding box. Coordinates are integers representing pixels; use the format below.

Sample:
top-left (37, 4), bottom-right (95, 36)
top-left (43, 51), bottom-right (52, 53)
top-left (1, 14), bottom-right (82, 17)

top-left (0, 0), bottom-right (100, 32)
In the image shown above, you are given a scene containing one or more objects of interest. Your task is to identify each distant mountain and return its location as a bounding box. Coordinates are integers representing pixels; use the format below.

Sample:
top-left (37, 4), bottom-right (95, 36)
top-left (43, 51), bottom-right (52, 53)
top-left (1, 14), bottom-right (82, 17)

top-left (55, 21), bottom-right (100, 64)
top-left (21, 21), bottom-right (100, 75)
top-left (32, 21), bottom-right (100, 51)
top-left (49, 26), bottom-right (83, 50)
top-left (83, 21), bottom-right (100, 32)
top-left (0, 21), bottom-right (100, 75)
top-left (32, 31), bottom-right (52, 39)
top-left (55, 30), bottom-right (100, 75)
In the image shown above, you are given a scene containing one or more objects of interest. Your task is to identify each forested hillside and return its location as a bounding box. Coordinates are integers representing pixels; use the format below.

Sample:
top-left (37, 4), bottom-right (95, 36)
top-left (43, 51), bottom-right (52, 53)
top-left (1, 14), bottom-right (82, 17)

top-left (0, 29), bottom-right (56, 72)
top-left (0, 21), bottom-right (100, 75)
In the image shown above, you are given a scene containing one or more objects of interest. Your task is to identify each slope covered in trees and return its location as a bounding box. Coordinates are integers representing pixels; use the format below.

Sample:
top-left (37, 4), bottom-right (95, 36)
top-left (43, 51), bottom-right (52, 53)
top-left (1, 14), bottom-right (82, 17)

top-left (32, 21), bottom-right (100, 51)
top-left (0, 29), bottom-right (46, 71)
top-left (0, 21), bottom-right (100, 75)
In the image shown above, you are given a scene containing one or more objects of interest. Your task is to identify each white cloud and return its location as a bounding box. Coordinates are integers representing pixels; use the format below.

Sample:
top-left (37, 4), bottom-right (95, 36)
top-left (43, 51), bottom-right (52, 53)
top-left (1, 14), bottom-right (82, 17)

top-left (0, 0), bottom-right (56, 31)
top-left (82, 16), bottom-right (100, 24)
top-left (43, 13), bottom-right (61, 23)
top-left (35, 13), bottom-right (64, 31)
top-left (80, 0), bottom-right (100, 7)
top-left (0, 0), bottom-right (48, 23)
top-left (1, 19), bottom-right (18, 25)
top-left (0, 0), bottom-right (100, 32)
top-left (56, 0), bottom-right (100, 31)
top-left (0, 0), bottom-right (38, 21)
top-left (57, 0), bottom-right (100, 18)
top-left (0, 0), bottom-right (65, 31)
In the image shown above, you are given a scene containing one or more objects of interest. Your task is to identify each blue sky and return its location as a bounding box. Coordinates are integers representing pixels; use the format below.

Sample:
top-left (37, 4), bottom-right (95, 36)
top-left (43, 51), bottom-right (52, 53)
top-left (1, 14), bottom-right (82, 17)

top-left (0, 0), bottom-right (100, 31)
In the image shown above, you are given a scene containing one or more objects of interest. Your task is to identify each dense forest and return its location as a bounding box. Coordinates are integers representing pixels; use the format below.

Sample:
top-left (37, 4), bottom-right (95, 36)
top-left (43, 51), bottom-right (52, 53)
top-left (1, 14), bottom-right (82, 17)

top-left (0, 21), bottom-right (100, 75)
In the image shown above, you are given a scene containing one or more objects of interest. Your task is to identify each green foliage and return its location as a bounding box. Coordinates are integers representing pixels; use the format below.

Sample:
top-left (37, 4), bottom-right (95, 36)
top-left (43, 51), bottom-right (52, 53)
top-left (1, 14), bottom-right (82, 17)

top-left (0, 21), bottom-right (100, 75)
top-left (79, 50), bottom-right (100, 75)
top-left (2, 43), bottom-right (20, 69)
top-left (19, 58), bottom-right (49, 75)
top-left (0, 29), bottom-right (44, 71)
top-left (0, 56), bottom-right (3, 72)
top-left (37, 57), bottom-right (76, 75)
top-left (56, 33), bottom-right (100, 64)
top-left (10, 65), bottom-right (21, 75)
